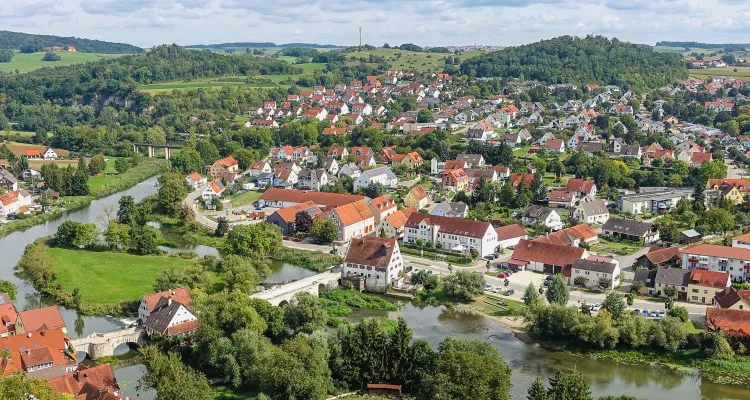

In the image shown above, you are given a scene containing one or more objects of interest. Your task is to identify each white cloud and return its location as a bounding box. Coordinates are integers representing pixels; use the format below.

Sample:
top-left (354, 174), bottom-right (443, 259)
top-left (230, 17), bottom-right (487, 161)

top-left (0, 0), bottom-right (747, 48)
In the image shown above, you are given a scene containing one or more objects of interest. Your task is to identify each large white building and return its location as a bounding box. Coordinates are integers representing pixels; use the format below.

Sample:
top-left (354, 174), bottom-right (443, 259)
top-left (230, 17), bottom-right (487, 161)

top-left (682, 243), bottom-right (750, 283)
top-left (353, 167), bottom-right (398, 191)
top-left (328, 199), bottom-right (375, 242)
top-left (403, 214), bottom-right (498, 257)
top-left (343, 237), bottom-right (404, 293)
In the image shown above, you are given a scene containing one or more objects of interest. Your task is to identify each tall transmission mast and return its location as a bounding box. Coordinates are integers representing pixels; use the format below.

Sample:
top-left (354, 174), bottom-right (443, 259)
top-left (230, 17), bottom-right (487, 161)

top-left (359, 26), bottom-right (362, 49)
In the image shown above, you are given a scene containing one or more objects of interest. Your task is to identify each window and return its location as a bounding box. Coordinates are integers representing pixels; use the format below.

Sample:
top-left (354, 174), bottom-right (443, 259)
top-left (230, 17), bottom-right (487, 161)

top-left (692, 296), bottom-right (698, 301)
top-left (692, 289), bottom-right (698, 293)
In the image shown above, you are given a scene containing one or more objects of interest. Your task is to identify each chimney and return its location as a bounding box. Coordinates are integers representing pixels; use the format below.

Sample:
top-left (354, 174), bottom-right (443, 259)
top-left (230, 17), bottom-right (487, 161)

top-left (167, 298), bottom-right (172, 306)
top-left (26, 332), bottom-right (32, 338)
top-left (171, 290), bottom-right (176, 295)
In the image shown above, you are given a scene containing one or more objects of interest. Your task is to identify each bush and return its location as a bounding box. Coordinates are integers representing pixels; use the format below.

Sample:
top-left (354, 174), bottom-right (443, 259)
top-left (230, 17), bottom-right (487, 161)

top-left (42, 52), bottom-right (61, 61)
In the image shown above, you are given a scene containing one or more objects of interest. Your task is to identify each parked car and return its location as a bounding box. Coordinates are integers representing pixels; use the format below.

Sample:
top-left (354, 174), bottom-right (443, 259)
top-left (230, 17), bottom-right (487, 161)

top-left (406, 266), bottom-right (413, 272)
top-left (283, 236), bottom-right (291, 241)
top-left (330, 248), bottom-right (339, 255)
top-left (292, 237), bottom-right (302, 242)
top-left (491, 287), bottom-right (502, 293)
top-left (485, 254), bottom-right (497, 260)
top-left (427, 270), bottom-right (433, 275)
top-left (657, 310), bottom-right (665, 318)
top-left (413, 268), bottom-right (421, 274)
top-left (484, 284), bottom-right (493, 291)
top-left (503, 289), bottom-right (515, 296)
top-left (649, 310), bottom-right (659, 318)
top-left (642, 309), bottom-right (650, 317)
top-left (498, 273), bottom-right (509, 279)
top-left (590, 304), bottom-right (601, 312)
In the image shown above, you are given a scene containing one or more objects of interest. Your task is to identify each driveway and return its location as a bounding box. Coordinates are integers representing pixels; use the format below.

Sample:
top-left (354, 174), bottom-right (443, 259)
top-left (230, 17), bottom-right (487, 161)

top-left (726, 159), bottom-right (746, 179)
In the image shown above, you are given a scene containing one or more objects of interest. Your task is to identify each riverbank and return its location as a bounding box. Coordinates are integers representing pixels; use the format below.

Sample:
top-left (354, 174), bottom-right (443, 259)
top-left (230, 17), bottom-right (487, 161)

top-left (458, 294), bottom-right (750, 388)
top-left (0, 158), bottom-right (168, 238)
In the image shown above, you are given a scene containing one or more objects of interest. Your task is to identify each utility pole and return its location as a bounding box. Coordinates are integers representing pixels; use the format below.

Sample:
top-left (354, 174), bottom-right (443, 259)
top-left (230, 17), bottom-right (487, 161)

top-left (359, 26), bottom-right (362, 49)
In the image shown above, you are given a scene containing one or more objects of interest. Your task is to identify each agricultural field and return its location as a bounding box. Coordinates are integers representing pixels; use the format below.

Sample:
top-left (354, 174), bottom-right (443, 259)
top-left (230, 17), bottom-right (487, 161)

top-left (0, 51), bottom-right (117, 73)
top-left (344, 48), bottom-right (485, 72)
top-left (0, 141), bottom-right (70, 158)
top-left (689, 66), bottom-right (750, 79)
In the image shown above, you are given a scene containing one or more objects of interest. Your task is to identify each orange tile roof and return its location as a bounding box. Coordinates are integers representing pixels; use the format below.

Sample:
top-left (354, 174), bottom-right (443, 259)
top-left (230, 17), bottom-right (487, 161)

top-left (509, 173), bottom-right (534, 188)
top-left (215, 156), bottom-right (238, 168)
top-left (260, 188), bottom-right (365, 208)
top-left (25, 149), bottom-right (41, 157)
top-left (50, 364), bottom-right (122, 398)
top-left (684, 243), bottom-right (750, 260)
top-left (689, 269), bottom-right (730, 289)
top-left (566, 178), bottom-right (595, 194)
top-left (142, 287), bottom-right (191, 313)
top-left (18, 306), bottom-right (65, 333)
top-left (335, 199), bottom-right (373, 226)
top-left (273, 201), bottom-right (322, 223)
top-left (385, 208), bottom-right (416, 229)
top-left (0, 328), bottom-right (73, 375)
top-left (510, 239), bottom-right (585, 267)
top-left (408, 185), bottom-right (428, 200)
top-left (495, 224), bottom-right (528, 241)
top-left (707, 308), bottom-right (750, 338)
top-left (369, 195), bottom-right (396, 211)
top-left (345, 237), bottom-right (397, 270)
top-left (185, 172), bottom-right (201, 181)
top-left (708, 178), bottom-right (749, 190)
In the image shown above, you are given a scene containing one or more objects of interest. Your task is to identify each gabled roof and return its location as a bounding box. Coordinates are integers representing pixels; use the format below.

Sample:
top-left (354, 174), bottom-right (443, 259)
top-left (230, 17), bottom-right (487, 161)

top-left (18, 306), bottom-right (65, 333)
top-left (50, 364), bottom-right (122, 399)
top-left (601, 218), bottom-right (654, 237)
top-left (144, 297), bottom-right (197, 336)
top-left (408, 185), bottom-right (428, 201)
top-left (272, 201), bottom-right (322, 223)
top-left (707, 308), bottom-right (750, 338)
top-left (141, 287), bottom-right (192, 314)
top-left (495, 224), bottom-right (528, 241)
top-left (0, 328), bottom-right (73, 375)
top-left (654, 267), bottom-right (689, 287)
top-left (714, 287), bottom-right (750, 309)
top-left (684, 243), bottom-right (750, 260)
top-left (334, 199), bottom-right (373, 226)
top-left (641, 246), bottom-right (681, 265)
top-left (405, 213), bottom-right (491, 239)
top-left (260, 188), bottom-right (364, 208)
top-left (345, 237), bottom-right (397, 270)
top-left (566, 178), bottom-right (595, 193)
top-left (509, 173), bottom-right (534, 187)
top-left (688, 269), bottom-right (730, 289)
top-left (214, 156), bottom-right (238, 168)
top-left (369, 195), bottom-right (397, 212)
top-left (510, 239), bottom-right (585, 267)
top-left (522, 205), bottom-right (555, 220)
top-left (575, 199), bottom-right (608, 217)
top-left (572, 258), bottom-right (617, 274)
top-left (385, 207), bottom-right (416, 230)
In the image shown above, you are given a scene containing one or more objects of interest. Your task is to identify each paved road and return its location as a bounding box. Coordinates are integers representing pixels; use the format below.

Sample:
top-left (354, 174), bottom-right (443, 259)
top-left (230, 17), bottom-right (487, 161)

top-left (726, 159), bottom-right (746, 179)
top-left (185, 185), bottom-right (218, 229)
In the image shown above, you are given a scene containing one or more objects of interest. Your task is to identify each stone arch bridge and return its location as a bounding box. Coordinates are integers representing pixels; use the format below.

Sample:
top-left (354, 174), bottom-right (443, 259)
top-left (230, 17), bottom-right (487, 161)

top-left (252, 270), bottom-right (341, 306)
top-left (71, 327), bottom-right (145, 360)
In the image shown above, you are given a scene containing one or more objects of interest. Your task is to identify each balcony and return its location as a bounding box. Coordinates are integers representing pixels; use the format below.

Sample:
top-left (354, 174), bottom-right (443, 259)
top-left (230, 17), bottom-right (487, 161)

top-left (688, 257), bottom-right (699, 263)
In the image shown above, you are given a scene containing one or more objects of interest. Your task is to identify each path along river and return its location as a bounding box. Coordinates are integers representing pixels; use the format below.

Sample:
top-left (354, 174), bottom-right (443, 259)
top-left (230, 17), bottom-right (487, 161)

top-left (2, 176), bottom-right (749, 399)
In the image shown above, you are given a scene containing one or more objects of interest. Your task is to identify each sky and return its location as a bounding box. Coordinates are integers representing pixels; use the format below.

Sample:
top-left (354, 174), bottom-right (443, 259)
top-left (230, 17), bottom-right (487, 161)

top-left (1, 0), bottom-right (750, 48)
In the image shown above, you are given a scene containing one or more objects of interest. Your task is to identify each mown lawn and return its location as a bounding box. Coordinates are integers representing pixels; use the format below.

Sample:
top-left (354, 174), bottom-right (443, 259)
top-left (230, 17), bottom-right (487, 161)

top-left (0, 51), bottom-right (115, 73)
top-left (48, 247), bottom-right (204, 306)
top-left (229, 190), bottom-right (262, 207)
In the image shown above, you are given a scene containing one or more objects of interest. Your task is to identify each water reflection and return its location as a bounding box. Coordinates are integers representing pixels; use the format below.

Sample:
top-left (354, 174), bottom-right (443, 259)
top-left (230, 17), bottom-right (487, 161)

top-left (348, 303), bottom-right (750, 400)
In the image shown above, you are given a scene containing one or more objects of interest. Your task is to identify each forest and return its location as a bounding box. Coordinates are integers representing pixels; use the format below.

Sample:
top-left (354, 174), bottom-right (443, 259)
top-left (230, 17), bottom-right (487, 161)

top-left (0, 30), bottom-right (143, 54)
top-left (459, 35), bottom-right (688, 89)
top-left (0, 45), bottom-right (301, 131)
top-left (655, 41), bottom-right (749, 52)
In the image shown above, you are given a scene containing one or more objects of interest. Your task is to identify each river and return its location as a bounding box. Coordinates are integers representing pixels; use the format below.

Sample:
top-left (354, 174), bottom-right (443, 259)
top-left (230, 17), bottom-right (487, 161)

top-left (350, 303), bottom-right (750, 400)
top-left (3, 176), bottom-right (749, 399)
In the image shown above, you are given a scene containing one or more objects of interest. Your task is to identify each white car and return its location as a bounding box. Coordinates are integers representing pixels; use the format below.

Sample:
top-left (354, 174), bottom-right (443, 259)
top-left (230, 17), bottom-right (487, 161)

top-left (484, 284), bottom-right (493, 291)
top-left (590, 304), bottom-right (602, 312)
top-left (491, 287), bottom-right (502, 293)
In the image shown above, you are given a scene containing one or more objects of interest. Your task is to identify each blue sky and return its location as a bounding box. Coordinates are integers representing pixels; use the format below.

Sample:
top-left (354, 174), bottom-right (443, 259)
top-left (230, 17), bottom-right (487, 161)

top-left (1, 0), bottom-right (749, 48)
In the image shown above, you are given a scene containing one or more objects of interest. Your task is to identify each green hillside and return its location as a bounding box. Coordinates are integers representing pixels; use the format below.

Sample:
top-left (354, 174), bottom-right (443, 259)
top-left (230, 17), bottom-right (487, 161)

top-left (461, 35), bottom-right (688, 89)
top-left (0, 30), bottom-right (142, 53)
top-left (346, 48), bottom-right (485, 73)
top-left (0, 51), bottom-right (114, 73)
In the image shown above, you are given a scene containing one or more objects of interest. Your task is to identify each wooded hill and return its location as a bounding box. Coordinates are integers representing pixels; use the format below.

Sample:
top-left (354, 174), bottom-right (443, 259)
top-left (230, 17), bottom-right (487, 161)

top-left (0, 30), bottom-right (143, 54)
top-left (188, 42), bottom-right (343, 49)
top-left (0, 45), bottom-right (302, 131)
top-left (460, 35), bottom-right (688, 89)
